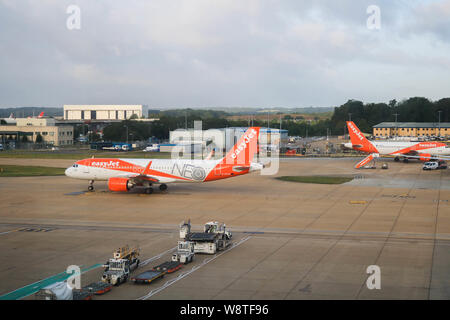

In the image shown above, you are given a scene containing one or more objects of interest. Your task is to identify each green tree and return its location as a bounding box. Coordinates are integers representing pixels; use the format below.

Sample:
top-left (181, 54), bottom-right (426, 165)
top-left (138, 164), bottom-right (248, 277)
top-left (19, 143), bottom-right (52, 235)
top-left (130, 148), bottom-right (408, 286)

top-left (103, 120), bottom-right (153, 141)
top-left (88, 132), bottom-right (101, 142)
top-left (35, 133), bottom-right (43, 143)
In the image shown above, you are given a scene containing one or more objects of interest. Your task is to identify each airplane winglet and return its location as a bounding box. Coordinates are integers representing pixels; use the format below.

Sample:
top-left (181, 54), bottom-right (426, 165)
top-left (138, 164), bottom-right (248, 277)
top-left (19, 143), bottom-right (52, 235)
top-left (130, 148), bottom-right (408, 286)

top-left (141, 161), bottom-right (152, 175)
top-left (206, 149), bottom-right (215, 160)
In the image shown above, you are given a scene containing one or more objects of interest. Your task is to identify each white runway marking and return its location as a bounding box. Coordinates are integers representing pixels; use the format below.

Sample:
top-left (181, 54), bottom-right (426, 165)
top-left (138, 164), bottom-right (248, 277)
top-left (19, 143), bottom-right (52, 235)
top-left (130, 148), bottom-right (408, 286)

top-left (0, 229), bottom-right (18, 236)
top-left (139, 246), bottom-right (177, 267)
top-left (137, 236), bottom-right (252, 300)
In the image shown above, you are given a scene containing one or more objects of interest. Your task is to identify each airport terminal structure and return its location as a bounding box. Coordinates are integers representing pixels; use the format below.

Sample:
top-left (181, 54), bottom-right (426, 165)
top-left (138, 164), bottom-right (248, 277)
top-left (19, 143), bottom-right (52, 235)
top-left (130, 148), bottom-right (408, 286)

top-left (0, 117), bottom-right (74, 146)
top-left (63, 105), bottom-right (149, 121)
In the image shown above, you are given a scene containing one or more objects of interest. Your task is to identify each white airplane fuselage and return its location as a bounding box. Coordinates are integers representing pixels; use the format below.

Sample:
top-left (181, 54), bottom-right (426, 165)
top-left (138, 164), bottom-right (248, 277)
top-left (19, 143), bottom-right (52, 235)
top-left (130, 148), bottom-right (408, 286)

top-left (344, 141), bottom-right (450, 156)
top-left (65, 158), bottom-right (264, 183)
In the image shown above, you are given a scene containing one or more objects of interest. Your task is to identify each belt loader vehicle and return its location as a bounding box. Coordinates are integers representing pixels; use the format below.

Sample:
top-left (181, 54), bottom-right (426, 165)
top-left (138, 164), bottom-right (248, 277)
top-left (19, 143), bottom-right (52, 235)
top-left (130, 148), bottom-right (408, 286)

top-left (101, 245), bottom-right (140, 286)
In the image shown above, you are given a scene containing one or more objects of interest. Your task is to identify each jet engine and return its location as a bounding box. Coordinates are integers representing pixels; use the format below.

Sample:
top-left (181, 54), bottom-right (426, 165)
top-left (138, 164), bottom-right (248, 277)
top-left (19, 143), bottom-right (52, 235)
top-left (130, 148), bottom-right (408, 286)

top-left (419, 153), bottom-right (432, 161)
top-left (108, 177), bottom-right (133, 192)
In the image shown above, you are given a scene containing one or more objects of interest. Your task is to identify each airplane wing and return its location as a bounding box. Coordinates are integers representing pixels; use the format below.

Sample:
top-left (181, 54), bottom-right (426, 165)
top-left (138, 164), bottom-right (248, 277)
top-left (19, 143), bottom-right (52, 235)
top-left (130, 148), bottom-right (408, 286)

top-left (395, 154), bottom-right (450, 161)
top-left (131, 161), bottom-right (160, 183)
top-left (114, 172), bottom-right (160, 183)
top-left (131, 175), bottom-right (160, 183)
top-left (391, 150), bottom-right (424, 157)
top-left (114, 161), bottom-right (161, 183)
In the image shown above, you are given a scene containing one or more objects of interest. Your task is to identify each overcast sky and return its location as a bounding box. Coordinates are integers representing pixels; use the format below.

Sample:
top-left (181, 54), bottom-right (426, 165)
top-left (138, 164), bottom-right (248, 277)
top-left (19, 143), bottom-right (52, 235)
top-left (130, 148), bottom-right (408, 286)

top-left (0, 0), bottom-right (449, 109)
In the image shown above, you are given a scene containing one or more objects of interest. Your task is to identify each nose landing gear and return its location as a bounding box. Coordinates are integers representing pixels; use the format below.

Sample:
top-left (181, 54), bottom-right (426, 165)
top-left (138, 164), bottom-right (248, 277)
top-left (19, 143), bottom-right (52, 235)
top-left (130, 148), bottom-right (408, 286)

top-left (88, 180), bottom-right (94, 192)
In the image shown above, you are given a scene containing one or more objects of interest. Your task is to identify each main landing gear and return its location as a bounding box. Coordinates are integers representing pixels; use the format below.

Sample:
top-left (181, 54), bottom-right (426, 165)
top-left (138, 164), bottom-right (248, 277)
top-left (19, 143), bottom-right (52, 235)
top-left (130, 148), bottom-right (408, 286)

top-left (88, 180), bottom-right (94, 192)
top-left (144, 187), bottom-right (153, 194)
top-left (143, 184), bottom-right (167, 195)
top-left (394, 156), bottom-right (409, 163)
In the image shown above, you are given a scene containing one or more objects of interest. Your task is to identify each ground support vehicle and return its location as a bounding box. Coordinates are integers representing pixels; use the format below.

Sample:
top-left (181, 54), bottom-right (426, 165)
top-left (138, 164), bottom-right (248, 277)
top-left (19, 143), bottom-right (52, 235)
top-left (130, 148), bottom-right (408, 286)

top-left (131, 270), bottom-right (165, 284)
top-left (152, 261), bottom-right (183, 273)
top-left (101, 245), bottom-right (140, 286)
top-left (172, 241), bottom-right (195, 264)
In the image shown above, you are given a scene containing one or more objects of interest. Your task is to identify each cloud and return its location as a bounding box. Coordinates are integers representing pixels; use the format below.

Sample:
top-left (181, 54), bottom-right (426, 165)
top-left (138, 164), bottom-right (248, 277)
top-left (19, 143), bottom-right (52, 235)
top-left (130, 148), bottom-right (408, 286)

top-left (0, 0), bottom-right (449, 108)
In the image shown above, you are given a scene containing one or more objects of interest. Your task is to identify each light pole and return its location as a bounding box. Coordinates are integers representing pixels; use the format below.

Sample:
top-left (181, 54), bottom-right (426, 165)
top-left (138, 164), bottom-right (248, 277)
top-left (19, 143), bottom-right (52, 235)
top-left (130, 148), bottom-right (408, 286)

top-left (393, 113), bottom-right (399, 138)
top-left (438, 110), bottom-right (442, 137)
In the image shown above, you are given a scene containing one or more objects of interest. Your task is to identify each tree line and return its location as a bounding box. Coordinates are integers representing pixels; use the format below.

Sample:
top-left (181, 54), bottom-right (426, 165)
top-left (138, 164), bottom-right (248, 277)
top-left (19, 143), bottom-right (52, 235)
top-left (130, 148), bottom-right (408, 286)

top-left (96, 97), bottom-right (450, 141)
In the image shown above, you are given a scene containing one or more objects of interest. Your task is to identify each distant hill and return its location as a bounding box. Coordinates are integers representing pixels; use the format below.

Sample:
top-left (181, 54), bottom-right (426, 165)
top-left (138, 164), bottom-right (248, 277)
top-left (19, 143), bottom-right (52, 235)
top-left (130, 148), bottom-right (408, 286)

top-left (212, 106), bottom-right (334, 115)
top-left (0, 105), bottom-right (334, 119)
top-left (0, 107), bottom-right (63, 118)
top-left (154, 106), bottom-right (334, 115)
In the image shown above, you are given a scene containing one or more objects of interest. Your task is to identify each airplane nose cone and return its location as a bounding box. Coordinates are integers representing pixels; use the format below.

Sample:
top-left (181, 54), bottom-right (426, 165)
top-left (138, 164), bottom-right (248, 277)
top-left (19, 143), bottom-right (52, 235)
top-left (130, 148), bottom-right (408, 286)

top-left (65, 167), bottom-right (72, 177)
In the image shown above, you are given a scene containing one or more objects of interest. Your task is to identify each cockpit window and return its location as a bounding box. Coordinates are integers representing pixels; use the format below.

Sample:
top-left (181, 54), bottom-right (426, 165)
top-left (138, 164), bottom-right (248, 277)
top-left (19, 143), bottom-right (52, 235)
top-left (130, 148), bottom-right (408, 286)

top-left (72, 164), bottom-right (78, 168)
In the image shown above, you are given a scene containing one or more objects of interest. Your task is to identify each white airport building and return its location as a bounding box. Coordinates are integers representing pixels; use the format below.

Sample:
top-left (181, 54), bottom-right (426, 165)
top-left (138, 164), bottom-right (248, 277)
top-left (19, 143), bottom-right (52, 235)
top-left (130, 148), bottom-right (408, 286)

top-left (169, 127), bottom-right (288, 153)
top-left (63, 105), bottom-right (148, 121)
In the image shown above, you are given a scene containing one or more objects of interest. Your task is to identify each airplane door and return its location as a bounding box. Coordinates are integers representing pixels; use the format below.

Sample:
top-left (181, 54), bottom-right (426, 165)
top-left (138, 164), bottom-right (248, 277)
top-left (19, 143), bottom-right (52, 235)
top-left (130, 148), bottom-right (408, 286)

top-left (83, 165), bottom-right (89, 173)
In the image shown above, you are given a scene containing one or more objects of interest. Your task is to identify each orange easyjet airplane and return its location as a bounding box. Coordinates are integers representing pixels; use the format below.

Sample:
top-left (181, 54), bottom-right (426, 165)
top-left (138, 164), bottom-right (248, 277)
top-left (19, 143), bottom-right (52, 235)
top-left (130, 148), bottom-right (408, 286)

top-left (65, 127), bottom-right (264, 193)
top-left (345, 121), bottom-right (450, 168)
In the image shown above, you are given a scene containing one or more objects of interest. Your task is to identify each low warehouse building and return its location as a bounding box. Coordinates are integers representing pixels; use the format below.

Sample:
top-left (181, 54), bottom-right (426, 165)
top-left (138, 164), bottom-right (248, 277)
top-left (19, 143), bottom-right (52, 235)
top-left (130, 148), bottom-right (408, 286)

top-left (0, 118), bottom-right (73, 146)
top-left (373, 122), bottom-right (450, 138)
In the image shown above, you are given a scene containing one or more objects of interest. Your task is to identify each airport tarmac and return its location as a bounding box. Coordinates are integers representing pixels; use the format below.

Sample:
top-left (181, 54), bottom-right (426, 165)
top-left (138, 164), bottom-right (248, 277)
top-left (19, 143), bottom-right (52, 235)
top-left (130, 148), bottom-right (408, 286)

top-left (0, 157), bottom-right (449, 299)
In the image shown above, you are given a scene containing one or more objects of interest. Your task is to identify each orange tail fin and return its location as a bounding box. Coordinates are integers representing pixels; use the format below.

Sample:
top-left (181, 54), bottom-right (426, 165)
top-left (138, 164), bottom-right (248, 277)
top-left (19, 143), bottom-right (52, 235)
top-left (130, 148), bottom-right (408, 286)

top-left (346, 121), bottom-right (377, 153)
top-left (223, 127), bottom-right (260, 166)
